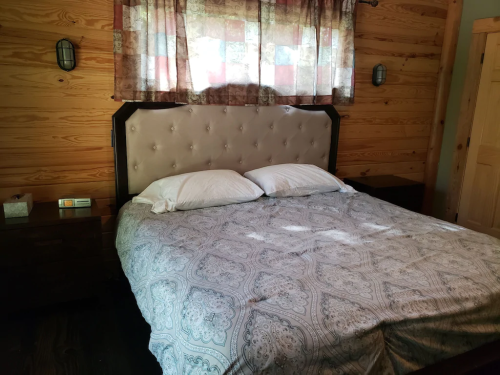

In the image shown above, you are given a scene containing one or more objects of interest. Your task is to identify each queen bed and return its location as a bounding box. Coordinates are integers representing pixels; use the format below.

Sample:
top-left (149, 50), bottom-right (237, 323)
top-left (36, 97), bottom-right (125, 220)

top-left (112, 103), bottom-right (500, 374)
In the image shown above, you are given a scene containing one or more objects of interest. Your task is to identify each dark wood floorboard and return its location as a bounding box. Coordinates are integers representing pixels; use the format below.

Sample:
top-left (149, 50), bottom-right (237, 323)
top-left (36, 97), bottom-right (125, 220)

top-left (2, 291), bottom-right (499, 375)
top-left (0, 293), bottom-right (162, 375)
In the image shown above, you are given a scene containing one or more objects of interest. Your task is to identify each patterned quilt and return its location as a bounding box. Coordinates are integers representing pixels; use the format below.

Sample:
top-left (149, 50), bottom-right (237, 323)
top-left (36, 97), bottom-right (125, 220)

top-left (116, 192), bottom-right (500, 374)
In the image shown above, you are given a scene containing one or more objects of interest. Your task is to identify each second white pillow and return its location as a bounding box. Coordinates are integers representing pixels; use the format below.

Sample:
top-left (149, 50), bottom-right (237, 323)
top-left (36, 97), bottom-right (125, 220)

top-left (244, 163), bottom-right (348, 197)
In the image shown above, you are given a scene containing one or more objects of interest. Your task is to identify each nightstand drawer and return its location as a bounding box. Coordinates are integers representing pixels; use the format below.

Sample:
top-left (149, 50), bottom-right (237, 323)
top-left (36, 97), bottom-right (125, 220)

top-left (0, 200), bottom-right (117, 312)
top-left (0, 221), bottom-right (102, 269)
top-left (3, 257), bottom-right (122, 311)
top-left (344, 175), bottom-right (425, 213)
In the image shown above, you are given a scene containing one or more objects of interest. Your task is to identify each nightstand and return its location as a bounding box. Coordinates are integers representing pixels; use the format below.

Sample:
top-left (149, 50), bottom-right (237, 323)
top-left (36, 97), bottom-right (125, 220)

top-left (343, 175), bottom-right (425, 213)
top-left (0, 200), bottom-right (121, 312)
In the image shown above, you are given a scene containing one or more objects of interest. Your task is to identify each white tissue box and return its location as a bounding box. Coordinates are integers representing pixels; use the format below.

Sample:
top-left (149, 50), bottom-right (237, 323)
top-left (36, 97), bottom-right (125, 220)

top-left (3, 194), bottom-right (33, 218)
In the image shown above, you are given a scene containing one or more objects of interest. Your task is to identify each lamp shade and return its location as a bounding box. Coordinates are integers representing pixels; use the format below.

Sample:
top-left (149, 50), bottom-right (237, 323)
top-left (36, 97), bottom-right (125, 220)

top-left (56, 39), bottom-right (76, 72)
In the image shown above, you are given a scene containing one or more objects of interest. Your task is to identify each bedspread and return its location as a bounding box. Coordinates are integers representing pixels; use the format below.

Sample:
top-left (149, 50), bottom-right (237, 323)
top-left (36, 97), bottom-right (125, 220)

top-left (116, 192), bottom-right (500, 374)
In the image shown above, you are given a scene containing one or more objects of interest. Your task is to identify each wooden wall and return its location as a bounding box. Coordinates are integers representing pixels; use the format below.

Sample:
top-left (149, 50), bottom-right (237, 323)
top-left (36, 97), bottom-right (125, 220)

top-left (0, 0), bottom-right (448, 218)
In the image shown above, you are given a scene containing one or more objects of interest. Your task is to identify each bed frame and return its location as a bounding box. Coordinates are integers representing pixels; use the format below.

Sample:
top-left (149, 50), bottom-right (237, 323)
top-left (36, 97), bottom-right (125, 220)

top-left (112, 102), bottom-right (341, 211)
top-left (111, 102), bottom-right (500, 374)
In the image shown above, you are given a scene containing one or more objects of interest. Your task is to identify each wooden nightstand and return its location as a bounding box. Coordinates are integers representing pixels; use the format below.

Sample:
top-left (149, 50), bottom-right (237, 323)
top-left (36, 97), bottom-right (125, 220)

top-left (343, 175), bottom-right (425, 213)
top-left (0, 200), bottom-right (121, 313)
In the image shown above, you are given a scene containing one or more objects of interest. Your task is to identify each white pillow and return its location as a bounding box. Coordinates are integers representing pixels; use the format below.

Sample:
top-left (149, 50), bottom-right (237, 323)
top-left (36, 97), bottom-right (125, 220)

top-left (244, 164), bottom-right (352, 197)
top-left (132, 170), bottom-right (264, 213)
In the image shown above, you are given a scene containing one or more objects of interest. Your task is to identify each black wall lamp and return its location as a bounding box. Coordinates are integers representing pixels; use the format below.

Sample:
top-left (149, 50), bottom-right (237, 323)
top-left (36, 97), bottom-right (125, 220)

top-left (372, 64), bottom-right (387, 86)
top-left (359, 0), bottom-right (379, 6)
top-left (56, 39), bottom-right (76, 72)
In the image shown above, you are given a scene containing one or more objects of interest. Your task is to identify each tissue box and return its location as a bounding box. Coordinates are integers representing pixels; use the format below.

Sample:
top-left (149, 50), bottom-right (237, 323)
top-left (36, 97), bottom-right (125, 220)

top-left (3, 194), bottom-right (33, 218)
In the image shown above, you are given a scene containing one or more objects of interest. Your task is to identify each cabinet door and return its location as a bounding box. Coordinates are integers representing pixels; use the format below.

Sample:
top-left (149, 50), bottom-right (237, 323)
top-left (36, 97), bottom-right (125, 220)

top-left (459, 32), bottom-right (500, 238)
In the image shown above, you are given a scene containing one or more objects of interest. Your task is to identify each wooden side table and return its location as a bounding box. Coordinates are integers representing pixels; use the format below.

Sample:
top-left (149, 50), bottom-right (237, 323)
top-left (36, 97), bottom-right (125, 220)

top-left (0, 200), bottom-right (121, 312)
top-left (343, 175), bottom-right (425, 213)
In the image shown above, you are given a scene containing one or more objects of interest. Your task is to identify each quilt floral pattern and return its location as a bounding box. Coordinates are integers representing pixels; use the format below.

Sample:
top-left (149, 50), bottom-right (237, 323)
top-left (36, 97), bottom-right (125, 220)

top-left (116, 192), bottom-right (500, 374)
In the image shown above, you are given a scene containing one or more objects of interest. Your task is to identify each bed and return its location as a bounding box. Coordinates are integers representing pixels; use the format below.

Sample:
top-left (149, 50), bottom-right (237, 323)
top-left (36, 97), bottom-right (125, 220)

top-left (112, 103), bottom-right (500, 374)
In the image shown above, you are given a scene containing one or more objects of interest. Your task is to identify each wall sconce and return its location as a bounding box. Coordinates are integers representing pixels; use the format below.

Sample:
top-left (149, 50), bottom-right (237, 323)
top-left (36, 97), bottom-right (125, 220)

top-left (372, 64), bottom-right (387, 86)
top-left (359, 0), bottom-right (379, 7)
top-left (56, 39), bottom-right (76, 72)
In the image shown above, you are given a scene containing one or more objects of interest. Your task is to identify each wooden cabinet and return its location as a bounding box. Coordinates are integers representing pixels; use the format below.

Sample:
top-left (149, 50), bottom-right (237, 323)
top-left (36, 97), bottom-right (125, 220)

top-left (0, 201), bottom-right (121, 312)
top-left (344, 175), bottom-right (425, 213)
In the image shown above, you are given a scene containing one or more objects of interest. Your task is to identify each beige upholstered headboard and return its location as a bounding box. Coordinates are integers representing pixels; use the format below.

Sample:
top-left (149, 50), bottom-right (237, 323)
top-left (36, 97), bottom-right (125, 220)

top-left (113, 103), bottom-right (341, 209)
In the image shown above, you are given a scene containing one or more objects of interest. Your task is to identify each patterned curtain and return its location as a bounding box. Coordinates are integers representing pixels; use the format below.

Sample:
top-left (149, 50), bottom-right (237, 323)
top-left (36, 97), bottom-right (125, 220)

top-left (114, 0), bottom-right (357, 105)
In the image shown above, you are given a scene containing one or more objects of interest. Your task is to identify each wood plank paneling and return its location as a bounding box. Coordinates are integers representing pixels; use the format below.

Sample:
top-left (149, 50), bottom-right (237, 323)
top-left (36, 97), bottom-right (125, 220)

top-left (0, 0), bottom-right (113, 31)
top-left (0, 109), bottom-right (113, 128)
top-left (355, 83), bottom-right (436, 99)
top-left (357, 1), bottom-right (447, 31)
top-left (340, 125), bottom-right (431, 139)
top-left (0, 181), bottom-right (115, 203)
top-left (355, 23), bottom-right (444, 47)
top-left (0, 65), bottom-right (114, 91)
top-left (336, 98), bottom-right (435, 113)
top-left (0, 165), bottom-right (114, 187)
top-left (336, 161), bottom-right (426, 179)
top-left (339, 111), bottom-right (434, 126)
top-left (0, 20), bottom-right (113, 51)
top-left (0, 0), bottom-right (449, 236)
top-left (0, 147), bottom-right (114, 169)
top-left (0, 88), bottom-right (119, 110)
top-left (355, 69), bottom-right (438, 86)
top-left (0, 42), bottom-right (114, 73)
top-left (337, 149), bottom-right (428, 166)
top-left (355, 54), bottom-right (440, 73)
top-left (338, 137), bottom-right (430, 153)
top-left (355, 39), bottom-right (442, 60)
top-left (0, 0), bottom-right (119, 239)
top-left (0, 126), bottom-right (111, 148)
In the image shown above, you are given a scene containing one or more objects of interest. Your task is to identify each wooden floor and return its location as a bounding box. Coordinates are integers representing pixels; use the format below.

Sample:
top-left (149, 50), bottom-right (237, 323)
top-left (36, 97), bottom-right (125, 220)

top-left (1, 291), bottom-right (499, 375)
top-left (1, 294), bottom-right (162, 375)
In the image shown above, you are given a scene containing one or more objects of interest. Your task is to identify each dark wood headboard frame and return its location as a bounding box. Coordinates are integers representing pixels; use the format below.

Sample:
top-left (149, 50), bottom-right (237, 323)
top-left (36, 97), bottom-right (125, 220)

top-left (112, 103), bottom-right (341, 211)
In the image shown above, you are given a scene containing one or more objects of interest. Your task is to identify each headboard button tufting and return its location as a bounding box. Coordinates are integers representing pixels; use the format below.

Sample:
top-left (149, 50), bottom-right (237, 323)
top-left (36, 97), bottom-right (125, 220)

top-left (121, 105), bottom-right (337, 197)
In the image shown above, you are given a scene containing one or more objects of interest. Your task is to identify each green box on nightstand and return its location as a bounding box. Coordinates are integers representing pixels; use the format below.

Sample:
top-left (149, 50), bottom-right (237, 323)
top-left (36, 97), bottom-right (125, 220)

top-left (3, 193), bottom-right (33, 218)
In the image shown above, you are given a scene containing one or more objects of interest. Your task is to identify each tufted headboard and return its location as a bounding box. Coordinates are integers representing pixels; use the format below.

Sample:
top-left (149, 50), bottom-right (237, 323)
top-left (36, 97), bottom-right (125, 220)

top-left (112, 103), bottom-right (341, 210)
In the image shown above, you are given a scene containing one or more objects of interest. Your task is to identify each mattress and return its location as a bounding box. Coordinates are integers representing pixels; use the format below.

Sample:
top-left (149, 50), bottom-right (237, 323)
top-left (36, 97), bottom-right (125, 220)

top-left (115, 192), bottom-right (500, 374)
